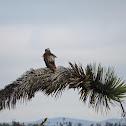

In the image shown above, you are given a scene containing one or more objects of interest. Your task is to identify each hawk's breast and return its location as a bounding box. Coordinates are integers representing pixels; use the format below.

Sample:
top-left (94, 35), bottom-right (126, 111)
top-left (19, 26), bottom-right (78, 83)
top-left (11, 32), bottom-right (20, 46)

top-left (48, 55), bottom-right (55, 62)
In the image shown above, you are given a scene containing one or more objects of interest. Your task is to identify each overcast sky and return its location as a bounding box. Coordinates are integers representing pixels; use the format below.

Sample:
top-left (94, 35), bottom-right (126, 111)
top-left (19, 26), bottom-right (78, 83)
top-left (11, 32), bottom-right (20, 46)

top-left (0, 0), bottom-right (126, 123)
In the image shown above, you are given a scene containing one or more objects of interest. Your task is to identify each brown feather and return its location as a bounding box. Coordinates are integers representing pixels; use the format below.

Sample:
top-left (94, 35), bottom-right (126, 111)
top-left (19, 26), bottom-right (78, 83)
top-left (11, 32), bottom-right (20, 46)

top-left (43, 48), bottom-right (57, 72)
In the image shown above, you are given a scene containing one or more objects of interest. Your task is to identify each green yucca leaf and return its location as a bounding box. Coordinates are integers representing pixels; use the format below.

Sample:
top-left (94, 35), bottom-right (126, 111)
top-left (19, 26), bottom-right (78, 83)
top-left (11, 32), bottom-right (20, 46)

top-left (69, 63), bottom-right (126, 115)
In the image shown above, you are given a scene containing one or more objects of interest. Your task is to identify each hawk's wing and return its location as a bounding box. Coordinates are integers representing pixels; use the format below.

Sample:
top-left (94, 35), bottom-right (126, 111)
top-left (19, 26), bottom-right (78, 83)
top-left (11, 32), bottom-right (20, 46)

top-left (43, 55), bottom-right (50, 68)
top-left (48, 54), bottom-right (56, 66)
top-left (43, 53), bottom-right (56, 69)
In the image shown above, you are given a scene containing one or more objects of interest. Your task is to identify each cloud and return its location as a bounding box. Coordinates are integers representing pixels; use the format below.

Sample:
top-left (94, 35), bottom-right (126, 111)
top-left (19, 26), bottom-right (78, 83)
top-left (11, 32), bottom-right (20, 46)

top-left (0, 25), bottom-right (32, 56)
top-left (0, 24), bottom-right (126, 72)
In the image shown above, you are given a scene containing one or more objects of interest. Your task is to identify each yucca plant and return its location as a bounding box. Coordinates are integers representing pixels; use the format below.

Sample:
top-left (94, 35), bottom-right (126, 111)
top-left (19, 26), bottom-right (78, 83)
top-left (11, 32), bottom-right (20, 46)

top-left (68, 63), bottom-right (126, 116)
top-left (0, 62), bottom-right (126, 117)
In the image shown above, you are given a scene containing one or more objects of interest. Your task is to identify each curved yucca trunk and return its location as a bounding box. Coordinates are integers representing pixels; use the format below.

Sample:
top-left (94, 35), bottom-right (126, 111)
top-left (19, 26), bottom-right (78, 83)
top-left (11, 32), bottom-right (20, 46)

top-left (0, 62), bottom-right (126, 117)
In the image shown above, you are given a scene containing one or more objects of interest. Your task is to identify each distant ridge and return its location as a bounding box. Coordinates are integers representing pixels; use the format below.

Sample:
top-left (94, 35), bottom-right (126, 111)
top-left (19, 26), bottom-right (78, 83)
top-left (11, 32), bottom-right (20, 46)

top-left (1, 117), bottom-right (125, 126)
top-left (25, 117), bottom-right (126, 126)
top-left (26, 117), bottom-right (96, 125)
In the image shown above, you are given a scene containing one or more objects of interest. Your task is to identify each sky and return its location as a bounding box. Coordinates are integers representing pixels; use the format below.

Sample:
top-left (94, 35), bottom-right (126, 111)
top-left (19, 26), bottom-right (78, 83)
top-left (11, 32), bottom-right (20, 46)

top-left (0, 0), bottom-right (126, 123)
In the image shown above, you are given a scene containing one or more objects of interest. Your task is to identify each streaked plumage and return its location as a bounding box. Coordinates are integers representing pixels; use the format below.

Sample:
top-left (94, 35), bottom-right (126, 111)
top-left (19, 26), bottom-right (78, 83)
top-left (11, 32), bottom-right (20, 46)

top-left (43, 48), bottom-right (57, 72)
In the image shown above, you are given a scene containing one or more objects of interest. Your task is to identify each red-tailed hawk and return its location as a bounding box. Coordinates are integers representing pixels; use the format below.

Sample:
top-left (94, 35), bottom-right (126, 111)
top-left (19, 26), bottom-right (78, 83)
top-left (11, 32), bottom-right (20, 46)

top-left (43, 48), bottom-right (57, 72)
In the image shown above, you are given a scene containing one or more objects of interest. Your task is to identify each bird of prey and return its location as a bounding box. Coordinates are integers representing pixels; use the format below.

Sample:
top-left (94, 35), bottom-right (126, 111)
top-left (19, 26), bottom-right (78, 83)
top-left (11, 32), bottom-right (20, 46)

top-left (43, 48), bottom-right (57, 72)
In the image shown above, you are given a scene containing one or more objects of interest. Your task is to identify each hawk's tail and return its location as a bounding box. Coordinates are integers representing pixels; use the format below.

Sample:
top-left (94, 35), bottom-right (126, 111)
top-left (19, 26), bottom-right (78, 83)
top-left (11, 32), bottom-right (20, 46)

top-left (52, 66), bottom-right (56, 73)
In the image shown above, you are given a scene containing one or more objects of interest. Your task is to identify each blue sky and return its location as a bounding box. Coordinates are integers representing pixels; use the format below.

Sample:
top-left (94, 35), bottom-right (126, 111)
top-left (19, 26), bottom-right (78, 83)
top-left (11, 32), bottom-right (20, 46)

top-left (0, 0), bottom-right (126, 123)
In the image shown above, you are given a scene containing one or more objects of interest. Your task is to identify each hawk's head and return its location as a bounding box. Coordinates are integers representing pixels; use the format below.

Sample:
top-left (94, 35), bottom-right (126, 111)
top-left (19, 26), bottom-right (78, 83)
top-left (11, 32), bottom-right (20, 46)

top-left (45, 48), bottom-right (51, 54)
